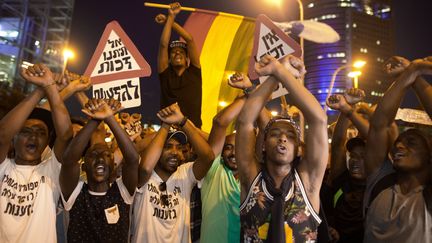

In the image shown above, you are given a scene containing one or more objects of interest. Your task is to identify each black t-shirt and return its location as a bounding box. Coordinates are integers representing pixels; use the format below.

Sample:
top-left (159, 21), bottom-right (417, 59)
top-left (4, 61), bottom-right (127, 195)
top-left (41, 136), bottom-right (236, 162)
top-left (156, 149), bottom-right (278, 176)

top-left (330, 171), bottom-right (365, 243)
top-left (159, 65), bottom-right (202, 128)
top-left (67, 182), bottom-right (130, 243)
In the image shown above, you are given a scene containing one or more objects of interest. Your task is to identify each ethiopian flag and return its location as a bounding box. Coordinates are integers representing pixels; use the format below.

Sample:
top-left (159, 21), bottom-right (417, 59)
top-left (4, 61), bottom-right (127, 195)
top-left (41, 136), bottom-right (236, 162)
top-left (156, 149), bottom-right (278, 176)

top-left (183, 10), bottom-right (255, 132)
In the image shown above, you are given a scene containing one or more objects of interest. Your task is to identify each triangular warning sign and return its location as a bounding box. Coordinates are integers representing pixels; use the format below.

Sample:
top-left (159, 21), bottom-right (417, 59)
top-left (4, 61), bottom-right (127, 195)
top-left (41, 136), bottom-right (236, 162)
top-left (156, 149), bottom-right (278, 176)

top-left (248, 14), bottom-right (302, 80)
top-left (84, 20), bottom-right (151, 84)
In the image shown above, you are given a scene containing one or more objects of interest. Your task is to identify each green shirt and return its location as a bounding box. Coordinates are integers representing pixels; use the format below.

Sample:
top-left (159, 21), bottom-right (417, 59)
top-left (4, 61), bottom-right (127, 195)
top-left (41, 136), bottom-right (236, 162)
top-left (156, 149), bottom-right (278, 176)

top-left (200, 155), bottom-right (240, 243)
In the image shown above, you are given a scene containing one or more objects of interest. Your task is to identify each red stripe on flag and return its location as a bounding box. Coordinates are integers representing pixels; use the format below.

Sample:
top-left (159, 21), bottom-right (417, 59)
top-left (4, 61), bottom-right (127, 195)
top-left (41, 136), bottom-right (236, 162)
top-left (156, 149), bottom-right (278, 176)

top-left (183, 12), bottom-right (217, 55)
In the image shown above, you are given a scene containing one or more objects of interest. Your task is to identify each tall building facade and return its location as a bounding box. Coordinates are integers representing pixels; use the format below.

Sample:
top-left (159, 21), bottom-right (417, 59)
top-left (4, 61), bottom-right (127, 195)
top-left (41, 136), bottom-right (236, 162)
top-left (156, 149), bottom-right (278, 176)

top-left (303, 0), bottom-right (394, 120)
top-left (0, 0), bottom-right (75, 89)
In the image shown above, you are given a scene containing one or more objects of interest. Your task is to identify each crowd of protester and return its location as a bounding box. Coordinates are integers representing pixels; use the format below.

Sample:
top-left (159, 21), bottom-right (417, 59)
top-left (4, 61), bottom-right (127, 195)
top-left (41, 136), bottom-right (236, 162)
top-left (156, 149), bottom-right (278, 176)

top-left (0, 2), bottom-right (431, 243)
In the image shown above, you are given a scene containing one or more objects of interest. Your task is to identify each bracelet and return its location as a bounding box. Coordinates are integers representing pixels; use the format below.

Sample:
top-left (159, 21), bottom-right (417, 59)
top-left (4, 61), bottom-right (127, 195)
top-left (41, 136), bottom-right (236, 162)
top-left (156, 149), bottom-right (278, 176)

top-left (243, 84), bottom-right (256, 97)
top-left (43, 82), bottom-right (56, 89)
top-left (178, 116), bottom-right (188, 127)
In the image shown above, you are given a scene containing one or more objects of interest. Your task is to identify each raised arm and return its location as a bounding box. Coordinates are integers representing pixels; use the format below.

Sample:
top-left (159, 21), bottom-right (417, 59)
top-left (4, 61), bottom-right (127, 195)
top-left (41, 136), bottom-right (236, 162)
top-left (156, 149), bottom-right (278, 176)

top-left (138, 123), bottom-right (169, 187)
top-left (412, 77), bottom-right (432, 118)
top-left (326, 95), bottom-right (351, 182)
top-left (155, 2), bottom-right (179, 73)
top-left (343, 88), bottom-right (370, 138)
top-left (157, 103), bottom-right (215, 180)
top-left (258, 55), bottom-right (328, 204)
top-left (236, 74), bottom-right (278, 198)
top-left (21, 64), bottom-right (73, 163)
top-left (40, 72), bottom-right (91, 110)
top-left (0, 85), bottom-right (45, 162)
top-left (365, 58), bottom-right (432, 176)
top-left (207, 72), bottom-right (251, 155)
top-left (155, 9), bottom-right (200, 68)
top-left (101, 99), bottom-right (139, 195)
top-left (61, 117), bottom-right (99, 200)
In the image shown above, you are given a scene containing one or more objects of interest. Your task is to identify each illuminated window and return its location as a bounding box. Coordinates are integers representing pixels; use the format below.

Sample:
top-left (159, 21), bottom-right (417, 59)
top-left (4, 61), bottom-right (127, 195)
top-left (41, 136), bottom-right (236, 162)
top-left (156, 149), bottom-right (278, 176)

top-left (381, 7), bottom-right (391, 13)
top-left (360, 48), bottom-right (368, 53)
top-left (339, 2), bottom-right (355, 7)
top-left (353, 23), bottom-right (357, 28)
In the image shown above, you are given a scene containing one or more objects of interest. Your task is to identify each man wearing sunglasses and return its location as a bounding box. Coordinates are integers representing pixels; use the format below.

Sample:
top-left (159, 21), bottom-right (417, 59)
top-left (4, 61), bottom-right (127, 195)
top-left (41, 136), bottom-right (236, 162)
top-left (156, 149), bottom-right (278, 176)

top-left (131, 103), bottom-right (214, 243)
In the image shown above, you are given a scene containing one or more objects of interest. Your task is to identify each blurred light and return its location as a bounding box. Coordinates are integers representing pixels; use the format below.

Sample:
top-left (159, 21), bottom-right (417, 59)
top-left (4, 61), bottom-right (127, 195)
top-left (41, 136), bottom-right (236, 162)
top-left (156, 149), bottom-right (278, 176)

top-left (34, 40), bottom-right (40, 46)
top-left (381, 7), bottom-right (391, 12)
top-left (348, 71), bottom-right (362, 78)
top-left (308, 3), bottom-right (314, 8)
top-left (218, 101), bottom-right (228, 107)
top-left (21, 61), bottom-right (34, 69)
top-left (353, 60), bottom-right (366, 68)
top-left (265, 0), bottom-right (283, 6)
top-left (63, 48), bottom-right (75, 60)
top-left (104, 137), bottom-right (112, 143)
top-left (271, 111), bottom-right (278, 116)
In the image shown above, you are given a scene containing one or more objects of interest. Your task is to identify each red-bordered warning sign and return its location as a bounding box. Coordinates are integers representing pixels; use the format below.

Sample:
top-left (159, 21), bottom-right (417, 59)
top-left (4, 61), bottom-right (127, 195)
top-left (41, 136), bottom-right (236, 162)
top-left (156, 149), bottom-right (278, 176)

top-left (248, 14), bottom-right (302, 80)
top-left (84, 20), bottom-right (151, 84)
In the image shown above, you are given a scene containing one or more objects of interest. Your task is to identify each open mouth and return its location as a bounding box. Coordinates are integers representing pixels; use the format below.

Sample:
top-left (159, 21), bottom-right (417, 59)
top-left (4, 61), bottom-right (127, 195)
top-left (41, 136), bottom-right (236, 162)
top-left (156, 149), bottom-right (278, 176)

top-left (25, 143), bottom-right (38, 153)
top-left (227, 155), bottom-right (236, 164)
top-left (392, 151), bottom-right (406, 161)
top-left (276, 144), bottom-right (287, 154)
top-left (95, 164), bottom-right (106, 174)
top-left (167, 157), bottom-right (179, 167)
top-left (350, 164), bottom-right (361, 174)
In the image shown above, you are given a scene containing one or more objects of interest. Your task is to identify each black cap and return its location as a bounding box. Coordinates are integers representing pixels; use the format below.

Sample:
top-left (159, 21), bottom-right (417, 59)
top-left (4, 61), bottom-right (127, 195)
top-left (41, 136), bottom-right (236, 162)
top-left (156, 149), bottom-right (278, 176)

top-left (168, 40), bottom-right (187, 54)
top-left (166, 130), bottom-right (188, 145)
top-left (346, 137), bottom-right (365, 152)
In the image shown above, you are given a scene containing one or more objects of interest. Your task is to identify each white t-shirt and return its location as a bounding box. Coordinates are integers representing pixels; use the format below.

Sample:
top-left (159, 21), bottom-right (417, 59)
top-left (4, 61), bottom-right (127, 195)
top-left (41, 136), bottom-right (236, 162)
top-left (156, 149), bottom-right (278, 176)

top-left (0, 154), bottom-right (61, 243)
top-left (131, 162), bottom-right (197, 243)
top-left (61, 177), bottom-right (134, 210)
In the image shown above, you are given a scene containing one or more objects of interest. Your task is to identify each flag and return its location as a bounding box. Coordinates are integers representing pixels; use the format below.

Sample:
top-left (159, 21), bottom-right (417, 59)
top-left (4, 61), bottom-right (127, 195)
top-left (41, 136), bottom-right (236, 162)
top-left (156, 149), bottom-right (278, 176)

top-left (183, 11), bottom-right (255, 133)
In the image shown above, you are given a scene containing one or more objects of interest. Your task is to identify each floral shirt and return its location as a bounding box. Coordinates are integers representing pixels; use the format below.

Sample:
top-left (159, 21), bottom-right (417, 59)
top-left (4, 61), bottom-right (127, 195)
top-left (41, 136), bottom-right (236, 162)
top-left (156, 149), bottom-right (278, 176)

top-left (240, 170), bottom-right (321, 243)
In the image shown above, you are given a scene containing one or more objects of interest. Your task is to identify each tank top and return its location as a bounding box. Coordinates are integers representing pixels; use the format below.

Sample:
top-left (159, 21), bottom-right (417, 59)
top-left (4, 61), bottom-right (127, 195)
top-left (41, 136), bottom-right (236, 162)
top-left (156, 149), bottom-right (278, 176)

top-left (240, 169), bottom-right (321, 242)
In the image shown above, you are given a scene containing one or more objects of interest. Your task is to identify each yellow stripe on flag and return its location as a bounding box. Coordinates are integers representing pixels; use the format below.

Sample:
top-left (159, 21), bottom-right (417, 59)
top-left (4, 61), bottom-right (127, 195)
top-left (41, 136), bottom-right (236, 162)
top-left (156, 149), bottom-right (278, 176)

top-left (200, 15), bottom-right (243, 132)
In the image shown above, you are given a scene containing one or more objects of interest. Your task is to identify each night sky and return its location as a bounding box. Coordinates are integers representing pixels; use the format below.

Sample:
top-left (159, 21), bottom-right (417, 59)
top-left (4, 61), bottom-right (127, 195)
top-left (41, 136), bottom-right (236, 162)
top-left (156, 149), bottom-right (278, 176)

top-left (67, 0), bottom-right (432, 123)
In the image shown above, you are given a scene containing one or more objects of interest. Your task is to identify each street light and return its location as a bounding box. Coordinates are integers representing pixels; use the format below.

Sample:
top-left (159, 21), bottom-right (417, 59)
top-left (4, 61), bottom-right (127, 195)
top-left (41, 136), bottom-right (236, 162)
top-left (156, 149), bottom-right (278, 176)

top-left (324, 60), bottom-right (366, 111)
top-left (62, 48), bottom-right (74, 74)
top-left (348, 71), bottom-right (362, 88)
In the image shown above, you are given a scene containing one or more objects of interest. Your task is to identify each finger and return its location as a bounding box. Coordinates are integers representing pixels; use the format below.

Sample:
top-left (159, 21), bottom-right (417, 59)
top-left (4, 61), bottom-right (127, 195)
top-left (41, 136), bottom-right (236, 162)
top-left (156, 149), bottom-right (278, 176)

top-left (33, 64), bottom-right (43, 76)
top-left (81, 109), bottom-right (94, 117)
top-left (159, 109), bottom-right (169, 117)
top-left (156, 113), bottom-right (164, 120)
top-left (26, 66), bottom-right (36, 76)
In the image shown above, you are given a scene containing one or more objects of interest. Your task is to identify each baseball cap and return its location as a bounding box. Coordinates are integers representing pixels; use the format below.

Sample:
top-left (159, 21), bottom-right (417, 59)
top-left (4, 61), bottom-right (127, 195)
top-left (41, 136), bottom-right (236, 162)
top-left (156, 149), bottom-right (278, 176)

top-left (167, 130), bottom-right (188, 145)
top-left (346, 137), bottom-right (365, 152)
top-left (169, 40), bottom-right (187, 54)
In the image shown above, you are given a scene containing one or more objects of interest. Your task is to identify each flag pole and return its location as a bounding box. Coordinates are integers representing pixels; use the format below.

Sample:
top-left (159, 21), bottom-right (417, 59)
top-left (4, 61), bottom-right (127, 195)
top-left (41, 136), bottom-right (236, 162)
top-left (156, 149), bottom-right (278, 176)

top-left (144, 2), bottom-right (196, 12)
top-left (144, 2), bottom-right (255, 21)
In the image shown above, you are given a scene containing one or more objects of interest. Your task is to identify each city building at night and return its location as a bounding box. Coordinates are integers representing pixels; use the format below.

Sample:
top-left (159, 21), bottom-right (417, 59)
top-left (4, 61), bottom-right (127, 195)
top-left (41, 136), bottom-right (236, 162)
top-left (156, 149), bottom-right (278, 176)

top-left (0, 0), bottom-right (75, 89)
top-left (303, 0), bottom-right (394, 120)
